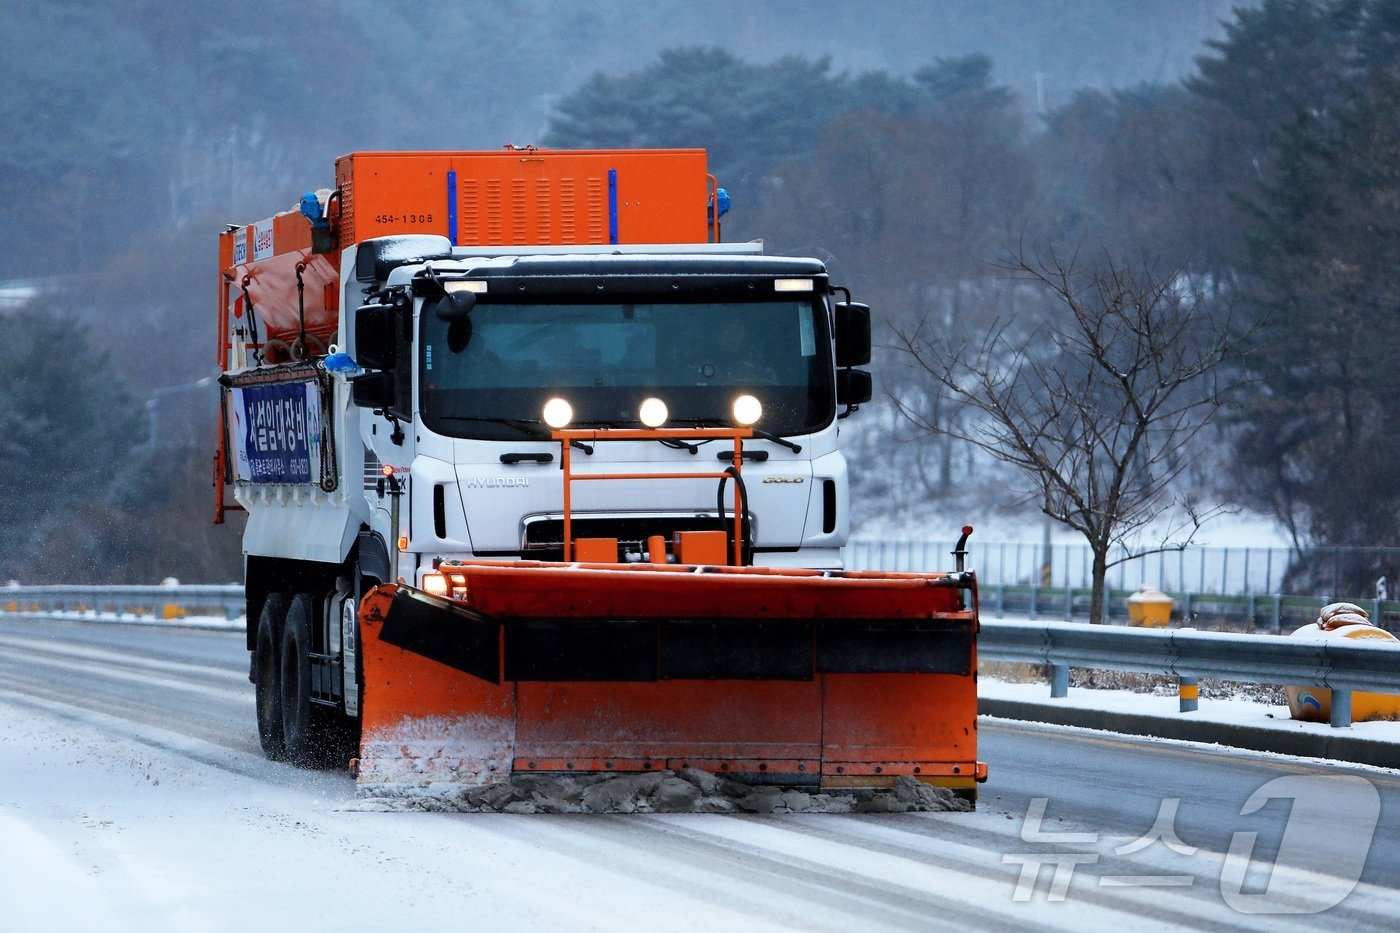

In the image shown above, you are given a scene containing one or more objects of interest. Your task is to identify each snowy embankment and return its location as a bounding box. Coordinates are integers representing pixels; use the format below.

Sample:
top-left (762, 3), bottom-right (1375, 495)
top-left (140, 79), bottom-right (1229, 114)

top-left (981, 676), bottom-right (1400, 749)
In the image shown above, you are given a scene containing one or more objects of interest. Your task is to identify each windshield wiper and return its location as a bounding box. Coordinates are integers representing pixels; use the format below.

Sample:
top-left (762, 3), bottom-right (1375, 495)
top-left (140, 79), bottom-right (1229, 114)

top-left (572, 420), bottom-right (706, 455)
top-left (674, 419), bottom-right (802, 454)
top-left (440, 415), bottom-right (547, 436)
top-left (748, 427), bottom-right (801, 454)
top-left (437, 415), bottom-right (593, 453)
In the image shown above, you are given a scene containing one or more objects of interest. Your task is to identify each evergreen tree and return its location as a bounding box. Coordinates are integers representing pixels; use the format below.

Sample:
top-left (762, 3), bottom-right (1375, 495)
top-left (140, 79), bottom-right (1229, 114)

top-left (0, 311), bottom-right (143, 581)
top-left (1192, 0), bottom-right (1400, 572)
top-left (543, 48), bottom-right (854, 200)
top-left (1234, 66), bottom-right (1400, 556)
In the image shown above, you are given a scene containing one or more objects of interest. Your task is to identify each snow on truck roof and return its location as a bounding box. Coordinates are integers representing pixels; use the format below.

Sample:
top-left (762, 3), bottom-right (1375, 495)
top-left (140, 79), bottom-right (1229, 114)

top-left (382, 251), bottom-right (829, 289)
top-left (363, 235), bottom-right (828, 286)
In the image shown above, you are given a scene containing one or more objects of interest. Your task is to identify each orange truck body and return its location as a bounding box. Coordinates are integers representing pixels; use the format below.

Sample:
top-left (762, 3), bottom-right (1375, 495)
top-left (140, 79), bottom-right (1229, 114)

top-left (216, 148), bottom-right (710, 369)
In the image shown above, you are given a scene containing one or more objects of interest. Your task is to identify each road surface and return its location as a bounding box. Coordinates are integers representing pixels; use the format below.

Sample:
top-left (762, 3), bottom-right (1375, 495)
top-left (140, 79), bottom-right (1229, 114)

top-left (1, 617), bottom-right (1396, 930)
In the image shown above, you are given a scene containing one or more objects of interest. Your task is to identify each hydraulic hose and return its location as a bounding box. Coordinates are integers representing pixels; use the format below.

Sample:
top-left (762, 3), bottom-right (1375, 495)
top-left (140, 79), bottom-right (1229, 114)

top-left (716, 466), bottom-right (752, 566)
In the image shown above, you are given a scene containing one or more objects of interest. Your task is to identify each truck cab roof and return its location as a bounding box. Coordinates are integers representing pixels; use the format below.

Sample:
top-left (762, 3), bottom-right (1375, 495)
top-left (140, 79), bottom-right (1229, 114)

top-left (361, 235), bottom-right (828, 288)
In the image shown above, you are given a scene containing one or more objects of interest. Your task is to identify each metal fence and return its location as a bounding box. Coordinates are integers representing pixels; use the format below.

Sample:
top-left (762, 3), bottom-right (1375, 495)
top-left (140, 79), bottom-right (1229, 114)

top-left (847, 538), bottom-right (1400, 600)
top-left (974, 582), bottom-right (1400, 634)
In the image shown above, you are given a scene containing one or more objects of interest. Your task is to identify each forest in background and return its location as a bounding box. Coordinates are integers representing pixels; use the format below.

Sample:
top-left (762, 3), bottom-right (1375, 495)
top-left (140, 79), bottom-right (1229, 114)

top-left (4, 0), bottom-right (1397, 587)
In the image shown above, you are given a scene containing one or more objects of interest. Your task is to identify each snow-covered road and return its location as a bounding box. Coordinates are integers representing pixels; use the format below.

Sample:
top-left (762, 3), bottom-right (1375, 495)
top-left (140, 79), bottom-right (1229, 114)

top-left (2, 618), bottom-right (1397, 930)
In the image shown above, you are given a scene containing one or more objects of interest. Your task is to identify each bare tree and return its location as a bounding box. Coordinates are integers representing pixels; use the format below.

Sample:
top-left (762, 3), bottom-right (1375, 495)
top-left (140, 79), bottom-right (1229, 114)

top-left (892, 251), bottom-right (1243, 623)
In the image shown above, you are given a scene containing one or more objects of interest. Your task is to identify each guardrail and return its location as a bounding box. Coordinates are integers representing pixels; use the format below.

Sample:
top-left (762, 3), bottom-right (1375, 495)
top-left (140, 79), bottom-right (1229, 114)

top-left (7, 584), bottom-right (1396, 731)
top-left (9, 576), bottom-right (1391, 632)
top-left (1, 584), bottom-right (243, 622)
top-left (981, 617), bottom-right (1400, 729)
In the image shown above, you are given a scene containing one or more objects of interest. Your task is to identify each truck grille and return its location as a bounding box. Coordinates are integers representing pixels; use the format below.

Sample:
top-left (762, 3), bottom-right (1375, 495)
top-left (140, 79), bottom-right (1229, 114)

top-left (363, 447), bottom-right (382, 490)
top-left (522, 514), bottom-right (752, 562)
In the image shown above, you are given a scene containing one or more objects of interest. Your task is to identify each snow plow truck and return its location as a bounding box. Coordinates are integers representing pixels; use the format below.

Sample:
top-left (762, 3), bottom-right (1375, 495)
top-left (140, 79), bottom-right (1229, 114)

top-left (214, 148), bottom-right (986, 799)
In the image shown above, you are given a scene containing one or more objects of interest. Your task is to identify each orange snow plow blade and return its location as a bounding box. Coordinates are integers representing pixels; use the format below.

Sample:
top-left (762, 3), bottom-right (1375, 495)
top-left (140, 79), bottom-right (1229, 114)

top-left (355, 561), bottom-right (985, 795)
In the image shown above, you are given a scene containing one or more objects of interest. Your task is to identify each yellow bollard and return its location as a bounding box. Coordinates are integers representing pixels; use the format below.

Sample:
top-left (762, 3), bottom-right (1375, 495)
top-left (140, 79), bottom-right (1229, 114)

top-left (1127, 585), bottom-right (1174, 627)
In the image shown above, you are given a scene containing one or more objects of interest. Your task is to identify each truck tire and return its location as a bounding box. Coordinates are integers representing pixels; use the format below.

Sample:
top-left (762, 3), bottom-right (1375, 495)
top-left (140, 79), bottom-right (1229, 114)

top-left (280, 592), bottom-right (330, 767)
top-left (254, 593), bottom-right (290, 761)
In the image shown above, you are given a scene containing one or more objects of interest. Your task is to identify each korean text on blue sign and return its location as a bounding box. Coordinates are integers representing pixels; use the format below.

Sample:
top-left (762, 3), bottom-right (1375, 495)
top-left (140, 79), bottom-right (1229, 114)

top-left (231, 381), bottom-right (322, 484)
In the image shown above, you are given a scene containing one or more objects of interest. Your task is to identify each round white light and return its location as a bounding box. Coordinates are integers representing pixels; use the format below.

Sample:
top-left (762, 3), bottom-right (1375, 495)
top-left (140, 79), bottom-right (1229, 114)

top-left (732, 394), bottom-right (762, 426)
top-left (542, 397), bottom-right (574, 429)
top-left (639, 397), bottom-right (669, 428)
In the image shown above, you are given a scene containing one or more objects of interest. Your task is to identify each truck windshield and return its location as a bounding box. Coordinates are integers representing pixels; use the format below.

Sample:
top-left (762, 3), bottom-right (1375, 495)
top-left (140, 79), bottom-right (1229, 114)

top-left (420, 298), bottom-right (835, 440)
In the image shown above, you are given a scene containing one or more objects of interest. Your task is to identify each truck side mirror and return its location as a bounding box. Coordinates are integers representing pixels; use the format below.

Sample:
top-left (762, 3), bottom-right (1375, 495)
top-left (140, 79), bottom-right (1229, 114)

top-left (836, 369), bottom-right (872, 406)
top-left (350, 371), bottom-right (395, 409)
top-left (354, 304), bottom-right (399, 371)
top-left (433, 290), bottom-right (476, 322)
top-left (834, 302), bottom-right (871, 367)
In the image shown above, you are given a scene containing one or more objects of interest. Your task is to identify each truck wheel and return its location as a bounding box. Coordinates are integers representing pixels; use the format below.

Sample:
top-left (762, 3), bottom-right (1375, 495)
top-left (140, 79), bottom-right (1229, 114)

top-left (280, 592), bottom-right (328, 767)
top-left (254, 593), bottom-right (290, 761)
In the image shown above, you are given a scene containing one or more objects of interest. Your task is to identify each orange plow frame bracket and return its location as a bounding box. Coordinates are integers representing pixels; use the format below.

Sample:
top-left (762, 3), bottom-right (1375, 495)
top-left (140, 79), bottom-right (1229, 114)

top-left (354, 563), bottom-right (985, 793)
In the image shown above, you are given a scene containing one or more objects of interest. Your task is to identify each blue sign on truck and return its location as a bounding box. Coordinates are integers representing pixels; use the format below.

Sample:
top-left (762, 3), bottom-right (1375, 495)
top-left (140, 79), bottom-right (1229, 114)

top-left (228, 380), bottom-right (323, 484)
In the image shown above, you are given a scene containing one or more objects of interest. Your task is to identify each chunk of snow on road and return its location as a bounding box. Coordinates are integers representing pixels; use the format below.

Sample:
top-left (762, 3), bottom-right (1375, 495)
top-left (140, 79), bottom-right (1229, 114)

top-left (349, 767), bottom-right (971, 814)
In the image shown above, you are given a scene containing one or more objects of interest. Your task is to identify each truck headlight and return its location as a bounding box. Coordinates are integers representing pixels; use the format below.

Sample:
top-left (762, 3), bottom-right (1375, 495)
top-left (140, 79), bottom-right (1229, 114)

top-left (732, 394), bottom-right (762, 426)
top-left (543, 397), bottom-right (573, 429)
top-left (422, 571), bottom-right (448, 597)
top-left (639, 397), bottom-right (669, 428)
top-left (421, 570), bottom-right (468, 601)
